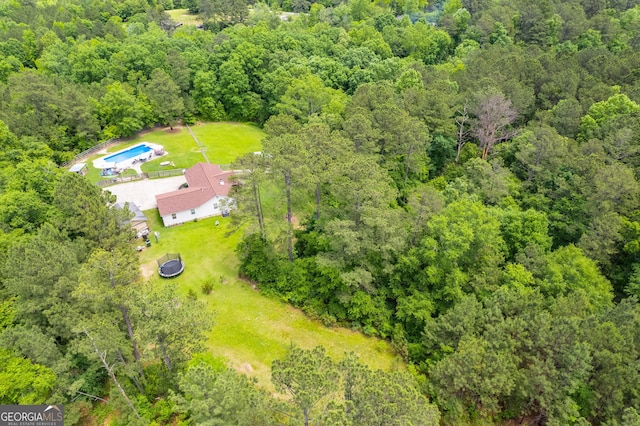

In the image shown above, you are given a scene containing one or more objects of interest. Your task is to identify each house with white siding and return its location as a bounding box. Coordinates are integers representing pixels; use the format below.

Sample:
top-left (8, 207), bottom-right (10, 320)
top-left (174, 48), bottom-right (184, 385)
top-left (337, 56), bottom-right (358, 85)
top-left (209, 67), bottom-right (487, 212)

top-left (155, 163), bottom-right (234, 227)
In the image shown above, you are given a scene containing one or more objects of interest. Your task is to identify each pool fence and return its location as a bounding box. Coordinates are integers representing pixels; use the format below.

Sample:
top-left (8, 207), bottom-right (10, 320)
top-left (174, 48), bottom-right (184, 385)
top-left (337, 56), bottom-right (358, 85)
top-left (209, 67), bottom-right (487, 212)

top-left (96, 169), bottom-right (185, 187)
top-left (60, 139), bottom-right (118, 168)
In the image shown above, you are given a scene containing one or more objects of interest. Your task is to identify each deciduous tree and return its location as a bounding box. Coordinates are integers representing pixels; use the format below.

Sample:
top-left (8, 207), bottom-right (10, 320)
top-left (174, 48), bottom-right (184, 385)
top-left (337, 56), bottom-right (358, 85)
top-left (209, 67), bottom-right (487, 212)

top-left (473, 90), bottom-right (518, 160)
top-left (143, 68), bottom-right (185, 129)
top-left (0, 349), bottom-right (56, 404)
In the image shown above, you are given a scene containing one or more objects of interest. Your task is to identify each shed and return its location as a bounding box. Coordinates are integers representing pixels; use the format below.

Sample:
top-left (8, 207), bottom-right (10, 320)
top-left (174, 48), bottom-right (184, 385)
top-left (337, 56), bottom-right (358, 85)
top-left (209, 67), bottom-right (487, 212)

top-left (69, 163), bottom-right (88, 176)
top-left (116, 202), bottom-right (149, 235)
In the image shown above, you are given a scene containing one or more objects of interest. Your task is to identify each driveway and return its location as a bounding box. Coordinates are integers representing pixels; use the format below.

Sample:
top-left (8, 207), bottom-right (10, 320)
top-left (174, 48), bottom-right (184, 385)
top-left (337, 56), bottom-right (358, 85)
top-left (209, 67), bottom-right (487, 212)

top-left (104, 175), bottom-right (187, 210)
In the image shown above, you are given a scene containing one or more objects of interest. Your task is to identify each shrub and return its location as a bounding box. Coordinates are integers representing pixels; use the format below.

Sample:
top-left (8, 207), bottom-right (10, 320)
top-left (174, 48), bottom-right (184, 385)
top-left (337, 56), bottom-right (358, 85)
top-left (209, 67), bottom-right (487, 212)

top-left (186, 288), bottom-right (197, 300)
top-left (152, 398), bottom-right (174, 423)
top-left (201, 279), bottom-right (214, 295)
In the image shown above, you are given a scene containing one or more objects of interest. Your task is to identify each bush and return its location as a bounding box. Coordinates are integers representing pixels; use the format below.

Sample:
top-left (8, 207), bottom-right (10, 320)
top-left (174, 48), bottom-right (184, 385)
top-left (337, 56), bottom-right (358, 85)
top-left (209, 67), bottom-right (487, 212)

top-left (152, 398), bottom-right (174, 423)
top-left (362, 325), bottom-right (377, 336)
top-left (237, 233), bottom-right (281, 287)
top-left (201, 279), bottom-right (214, 295)
top-left (143, 363), bottom-right (174, 397)
top-left (320, 313), bottom-right (337, 327)
top-left (181, 115), bottom-right (196, 126)
top-left (186, 288), bottom-right (197, 300)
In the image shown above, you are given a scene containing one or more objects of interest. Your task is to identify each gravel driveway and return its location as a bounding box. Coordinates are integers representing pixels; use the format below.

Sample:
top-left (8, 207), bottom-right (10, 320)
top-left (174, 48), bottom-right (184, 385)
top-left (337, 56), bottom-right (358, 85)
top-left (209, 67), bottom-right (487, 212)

top-left (104, 175), bottom-right (187, 210)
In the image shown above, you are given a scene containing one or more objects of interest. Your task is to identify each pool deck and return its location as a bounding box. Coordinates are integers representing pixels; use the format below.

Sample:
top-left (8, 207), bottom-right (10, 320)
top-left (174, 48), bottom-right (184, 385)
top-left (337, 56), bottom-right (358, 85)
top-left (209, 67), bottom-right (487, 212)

top-left (93, 142), bottom-right (164, 171)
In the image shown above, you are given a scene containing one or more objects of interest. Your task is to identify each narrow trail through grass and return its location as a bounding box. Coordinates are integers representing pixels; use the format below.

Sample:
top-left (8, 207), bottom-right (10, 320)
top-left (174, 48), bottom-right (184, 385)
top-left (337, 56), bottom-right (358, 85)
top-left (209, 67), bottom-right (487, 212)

top-left (185, 124), bottom-right (210, 163)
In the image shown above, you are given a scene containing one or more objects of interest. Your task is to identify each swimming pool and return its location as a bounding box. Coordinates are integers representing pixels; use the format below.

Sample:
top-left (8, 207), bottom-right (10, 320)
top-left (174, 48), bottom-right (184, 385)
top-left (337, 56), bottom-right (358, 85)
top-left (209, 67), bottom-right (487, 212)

top-left (103, 144), bottom-right (152, 164)
top-left (92, 142), bottom-right (164, 172)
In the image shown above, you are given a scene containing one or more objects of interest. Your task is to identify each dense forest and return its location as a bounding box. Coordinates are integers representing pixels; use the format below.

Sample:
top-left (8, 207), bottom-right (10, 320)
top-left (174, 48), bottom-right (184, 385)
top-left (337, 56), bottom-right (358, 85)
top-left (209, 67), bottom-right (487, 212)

top-left (1, 0), bottom-right (640, 424)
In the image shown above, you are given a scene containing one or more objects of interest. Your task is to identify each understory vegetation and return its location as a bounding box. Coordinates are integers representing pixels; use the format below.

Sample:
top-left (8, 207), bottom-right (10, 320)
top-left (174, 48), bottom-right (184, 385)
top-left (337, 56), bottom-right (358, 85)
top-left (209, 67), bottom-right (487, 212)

top-left (1, 0), bottom-right (640, 424)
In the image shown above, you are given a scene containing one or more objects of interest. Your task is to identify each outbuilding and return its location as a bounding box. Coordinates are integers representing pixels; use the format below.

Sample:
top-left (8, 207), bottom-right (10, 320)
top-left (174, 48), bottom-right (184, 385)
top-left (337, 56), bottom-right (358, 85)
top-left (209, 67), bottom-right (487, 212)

top-left (69, 163), bottom-right (88, 176)
top-left (115, 202), bottom-right (149, 237)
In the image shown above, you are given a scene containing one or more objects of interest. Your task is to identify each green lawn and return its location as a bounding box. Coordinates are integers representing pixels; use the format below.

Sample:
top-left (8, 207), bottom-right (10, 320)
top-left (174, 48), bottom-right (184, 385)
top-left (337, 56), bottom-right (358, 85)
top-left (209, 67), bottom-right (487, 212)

top-left (138, 212), bottom-right (402, 389)
top-left (189, 122), bottom-right (265, 164)
top-left (166, 8), bottom-right (203, 26)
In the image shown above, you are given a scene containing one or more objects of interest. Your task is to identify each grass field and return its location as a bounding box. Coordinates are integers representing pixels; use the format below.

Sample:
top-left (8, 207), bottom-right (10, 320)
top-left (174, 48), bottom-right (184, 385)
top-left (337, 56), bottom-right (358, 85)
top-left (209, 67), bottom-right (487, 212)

top-left (138, 212), bottom-right (402, 389)
top-left (189, 122), bottom-right (265, 164)
top-left (166, 8), bottom-right (203, 26)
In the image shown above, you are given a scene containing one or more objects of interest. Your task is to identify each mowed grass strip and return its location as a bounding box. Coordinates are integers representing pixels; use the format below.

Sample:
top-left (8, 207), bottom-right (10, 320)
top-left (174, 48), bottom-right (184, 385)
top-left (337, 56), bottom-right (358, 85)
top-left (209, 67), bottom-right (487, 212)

top-left (138, 211), bottom-right (402, 389)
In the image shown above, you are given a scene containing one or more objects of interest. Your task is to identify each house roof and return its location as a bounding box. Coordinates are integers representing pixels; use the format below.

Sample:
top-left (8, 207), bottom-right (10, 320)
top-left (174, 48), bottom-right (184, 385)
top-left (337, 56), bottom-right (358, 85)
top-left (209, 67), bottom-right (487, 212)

top-left (115, 202), bottom-right (147, 223)
top-left (155, 163), bottom-right (233, 216)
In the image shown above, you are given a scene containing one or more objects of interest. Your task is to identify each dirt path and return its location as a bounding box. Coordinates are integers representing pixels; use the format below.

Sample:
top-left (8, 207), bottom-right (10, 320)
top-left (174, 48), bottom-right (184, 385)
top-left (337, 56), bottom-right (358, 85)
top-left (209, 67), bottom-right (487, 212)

top-left (185, 124), bottom-right (211, 164)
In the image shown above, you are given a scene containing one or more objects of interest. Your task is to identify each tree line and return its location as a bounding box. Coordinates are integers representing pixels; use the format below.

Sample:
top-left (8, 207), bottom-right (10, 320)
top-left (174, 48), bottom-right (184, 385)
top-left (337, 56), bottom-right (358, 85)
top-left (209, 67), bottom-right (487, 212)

top-left (0, 167), bottom-right (211, 423)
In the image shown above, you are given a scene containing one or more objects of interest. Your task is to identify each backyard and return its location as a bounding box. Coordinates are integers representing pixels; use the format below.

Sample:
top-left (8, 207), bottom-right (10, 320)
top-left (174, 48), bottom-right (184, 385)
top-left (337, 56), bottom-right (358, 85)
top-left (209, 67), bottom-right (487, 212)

top-left (138, 210), bottom-right (401, 389)
top-left (103, 122), bottom-right (404, 389)
top-left (81, 122), bottom-right (265, 184)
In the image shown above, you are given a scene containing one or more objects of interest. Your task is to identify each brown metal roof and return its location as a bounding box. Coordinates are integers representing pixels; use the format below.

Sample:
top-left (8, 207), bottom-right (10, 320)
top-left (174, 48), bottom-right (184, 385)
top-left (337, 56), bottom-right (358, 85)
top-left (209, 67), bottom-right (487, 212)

top-left (155, 163), bottom-right (233, 216)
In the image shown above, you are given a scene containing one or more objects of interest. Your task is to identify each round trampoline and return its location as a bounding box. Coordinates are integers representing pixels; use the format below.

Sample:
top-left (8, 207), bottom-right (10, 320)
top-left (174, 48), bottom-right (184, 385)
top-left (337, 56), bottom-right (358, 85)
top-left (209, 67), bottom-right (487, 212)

top-left (157, 253), bottom-right (185, 278)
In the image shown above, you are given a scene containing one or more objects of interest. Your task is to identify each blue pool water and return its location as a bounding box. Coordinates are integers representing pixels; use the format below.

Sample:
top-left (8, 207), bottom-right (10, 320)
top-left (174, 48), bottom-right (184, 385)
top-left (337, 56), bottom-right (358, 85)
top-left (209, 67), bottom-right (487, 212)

top-left (104, 144), bottom-right (152, 164)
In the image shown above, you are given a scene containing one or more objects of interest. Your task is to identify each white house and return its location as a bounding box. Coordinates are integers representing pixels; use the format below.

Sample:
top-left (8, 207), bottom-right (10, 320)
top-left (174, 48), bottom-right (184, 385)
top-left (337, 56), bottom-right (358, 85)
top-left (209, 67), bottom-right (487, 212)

top-left (155, 163), bottom-right (234, 227)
